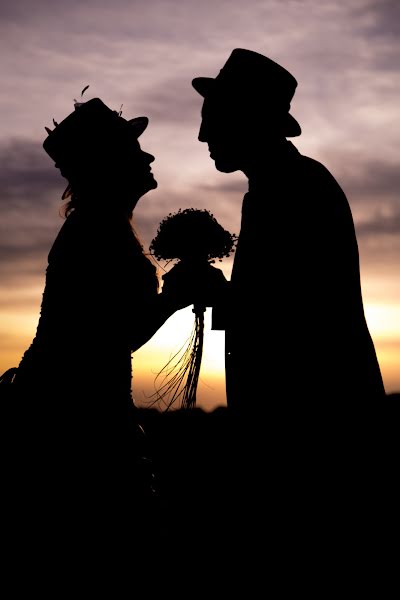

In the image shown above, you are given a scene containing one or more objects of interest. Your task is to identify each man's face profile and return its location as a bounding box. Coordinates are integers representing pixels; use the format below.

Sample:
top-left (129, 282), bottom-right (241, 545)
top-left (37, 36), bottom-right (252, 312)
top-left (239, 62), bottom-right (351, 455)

top-left (198, 95), bottom-right (246, 173)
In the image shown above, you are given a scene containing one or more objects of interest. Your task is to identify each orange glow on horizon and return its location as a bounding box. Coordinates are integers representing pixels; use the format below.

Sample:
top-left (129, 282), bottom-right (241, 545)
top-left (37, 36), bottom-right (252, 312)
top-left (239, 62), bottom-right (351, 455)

top-left (1, 299), bottom-right (399, 409)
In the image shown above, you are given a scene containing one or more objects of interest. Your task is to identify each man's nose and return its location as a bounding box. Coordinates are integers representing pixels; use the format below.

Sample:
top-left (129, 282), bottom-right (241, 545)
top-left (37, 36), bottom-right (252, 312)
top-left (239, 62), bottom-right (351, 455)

top-left (198, 121), bottom-right (208, 142)
top-left (143, 152), bottom-right (155, 164)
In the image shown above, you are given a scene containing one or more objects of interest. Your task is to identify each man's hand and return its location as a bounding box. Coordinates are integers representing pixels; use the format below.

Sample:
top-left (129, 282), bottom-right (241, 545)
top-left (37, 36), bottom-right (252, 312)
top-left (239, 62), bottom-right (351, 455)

top-left (161, 261), bottom-right (229, 310)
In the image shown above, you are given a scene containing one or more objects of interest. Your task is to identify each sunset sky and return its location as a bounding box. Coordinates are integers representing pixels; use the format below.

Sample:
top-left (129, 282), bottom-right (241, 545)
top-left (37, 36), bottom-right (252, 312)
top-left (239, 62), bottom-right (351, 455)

top-left (1, 0), bottom-right (399, 410)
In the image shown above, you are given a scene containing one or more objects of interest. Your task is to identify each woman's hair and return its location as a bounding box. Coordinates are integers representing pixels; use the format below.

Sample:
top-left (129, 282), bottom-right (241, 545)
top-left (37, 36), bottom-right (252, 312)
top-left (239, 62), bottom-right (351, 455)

top-left (60, 188), bottom-right (147, 264)
top-left (58, 158), bottom-right (121, 217)
top-left (57, 163), bottom-right (84, 217)
top-left (62, 192), bottom-right (80, 217)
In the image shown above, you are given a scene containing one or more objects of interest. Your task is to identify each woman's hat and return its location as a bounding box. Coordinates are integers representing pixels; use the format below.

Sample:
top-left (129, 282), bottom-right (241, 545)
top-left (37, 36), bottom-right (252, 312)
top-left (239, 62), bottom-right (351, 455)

top-left (43, 98), bottom-right (149, 166)
top-left (192, 48), bottom-right (301, 137)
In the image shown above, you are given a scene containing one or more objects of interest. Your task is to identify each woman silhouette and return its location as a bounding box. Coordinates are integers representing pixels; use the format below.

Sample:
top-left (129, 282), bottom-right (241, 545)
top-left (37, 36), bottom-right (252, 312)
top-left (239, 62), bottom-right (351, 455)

top-left (5, 96), bottom-right (205, 572)
top-left (14, 98), bottom-right (183, 417)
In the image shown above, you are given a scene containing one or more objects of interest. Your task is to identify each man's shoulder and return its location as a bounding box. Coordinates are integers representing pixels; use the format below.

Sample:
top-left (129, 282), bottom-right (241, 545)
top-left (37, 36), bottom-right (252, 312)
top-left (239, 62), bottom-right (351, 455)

top-left (296, 151), bottom-right (332, 175)
top-left (295, 151), bottom-right (345, 191)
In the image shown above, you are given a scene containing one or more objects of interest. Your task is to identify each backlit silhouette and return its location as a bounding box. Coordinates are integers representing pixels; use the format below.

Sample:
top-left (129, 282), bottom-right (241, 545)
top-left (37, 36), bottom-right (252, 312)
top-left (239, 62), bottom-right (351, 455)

top-left (3, 95), bottom-right (216, 572)
top-left (192, 48), bottom-right (386, 412)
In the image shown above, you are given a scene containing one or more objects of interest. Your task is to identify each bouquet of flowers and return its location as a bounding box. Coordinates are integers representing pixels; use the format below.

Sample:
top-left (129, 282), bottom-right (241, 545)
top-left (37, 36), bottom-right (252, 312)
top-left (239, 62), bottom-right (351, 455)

top-left (148, 208), bottom-right (237, 410)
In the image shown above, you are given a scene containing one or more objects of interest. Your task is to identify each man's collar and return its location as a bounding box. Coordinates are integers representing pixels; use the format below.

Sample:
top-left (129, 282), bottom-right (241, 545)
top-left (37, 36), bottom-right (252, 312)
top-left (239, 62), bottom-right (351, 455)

top-left (245, 140), bottom-right (301, 184)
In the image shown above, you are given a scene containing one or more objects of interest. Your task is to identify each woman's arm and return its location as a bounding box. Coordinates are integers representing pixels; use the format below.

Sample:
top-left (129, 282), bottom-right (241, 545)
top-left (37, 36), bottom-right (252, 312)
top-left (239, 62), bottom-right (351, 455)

top-left (129, 292), bottom-right (186, 352)
top-left (130, 262), bottom-right (229, 352)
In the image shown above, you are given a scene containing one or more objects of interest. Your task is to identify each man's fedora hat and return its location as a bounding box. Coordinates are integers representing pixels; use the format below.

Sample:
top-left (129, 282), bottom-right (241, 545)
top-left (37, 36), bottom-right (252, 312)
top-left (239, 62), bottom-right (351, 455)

top-left (43, 98), bottom-right (149, 166)
top-left (192, 48), bottom-right (301, 137)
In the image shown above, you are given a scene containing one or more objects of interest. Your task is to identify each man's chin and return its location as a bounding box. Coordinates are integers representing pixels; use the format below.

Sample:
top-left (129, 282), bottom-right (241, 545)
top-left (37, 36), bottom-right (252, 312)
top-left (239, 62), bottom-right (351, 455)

top-left (214, 159), bottom-right (240, 173)
top-left (150, 179), bottom-right (158, 190)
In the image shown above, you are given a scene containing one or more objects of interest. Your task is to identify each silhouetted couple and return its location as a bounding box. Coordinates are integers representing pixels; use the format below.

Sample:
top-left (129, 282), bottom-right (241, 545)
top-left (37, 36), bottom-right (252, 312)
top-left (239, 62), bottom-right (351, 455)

top-left (3, 48), bottom-right (386, 580)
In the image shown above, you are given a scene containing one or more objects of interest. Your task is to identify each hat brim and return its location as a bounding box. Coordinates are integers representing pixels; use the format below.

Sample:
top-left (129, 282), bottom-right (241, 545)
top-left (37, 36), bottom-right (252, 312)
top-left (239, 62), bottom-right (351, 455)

top-left (192, 77), bottom-right (301, 137)
top-left (128, 116), bottom-right (149, 138)
top-left (192, 77), bottom-right (215, 97)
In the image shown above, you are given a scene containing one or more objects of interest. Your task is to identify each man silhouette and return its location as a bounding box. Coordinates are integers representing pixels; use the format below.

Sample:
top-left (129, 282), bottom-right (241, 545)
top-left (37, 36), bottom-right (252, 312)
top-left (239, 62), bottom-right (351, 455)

top-left (192, 48), bottom-right (385, 416)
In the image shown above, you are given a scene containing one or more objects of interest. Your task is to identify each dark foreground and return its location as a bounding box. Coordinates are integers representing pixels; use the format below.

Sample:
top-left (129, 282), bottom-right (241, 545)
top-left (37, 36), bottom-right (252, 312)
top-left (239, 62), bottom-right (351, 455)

top-left (2, 393), bottom-right (399, 592)
top-left (139, 395), bottom-right (400, 576)
top-left (142, 395), bottom-right (400, 582)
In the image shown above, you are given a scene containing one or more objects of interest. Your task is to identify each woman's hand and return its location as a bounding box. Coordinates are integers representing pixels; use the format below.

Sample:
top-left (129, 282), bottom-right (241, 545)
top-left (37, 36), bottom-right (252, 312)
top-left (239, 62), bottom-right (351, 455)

top-left (161, 261), bottom-right (229, 310)
top-left (130, 262), bottom-right (229, 352)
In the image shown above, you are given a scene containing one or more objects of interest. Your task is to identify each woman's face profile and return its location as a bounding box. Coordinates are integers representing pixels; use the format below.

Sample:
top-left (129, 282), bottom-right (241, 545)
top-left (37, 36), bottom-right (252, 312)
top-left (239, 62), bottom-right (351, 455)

top-left (116, 138), bottom-right (158, 203)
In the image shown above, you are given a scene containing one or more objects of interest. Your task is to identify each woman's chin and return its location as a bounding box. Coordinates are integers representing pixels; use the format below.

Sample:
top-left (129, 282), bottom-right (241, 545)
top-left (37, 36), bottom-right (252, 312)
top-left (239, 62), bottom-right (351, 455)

top-left (135, 178), bottom-right (158, 200)
top-left (142, 173), bottom-right (158, 191)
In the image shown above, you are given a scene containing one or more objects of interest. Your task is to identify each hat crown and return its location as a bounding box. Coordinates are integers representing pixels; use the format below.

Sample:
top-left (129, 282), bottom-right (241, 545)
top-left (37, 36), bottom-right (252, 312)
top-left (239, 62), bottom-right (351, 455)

top-left (43, 97), bottom-right (149, 165)
top-left (191, 48), bottom-right (302, 137)
top-left (216, 48), bottom-right (297, 102)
